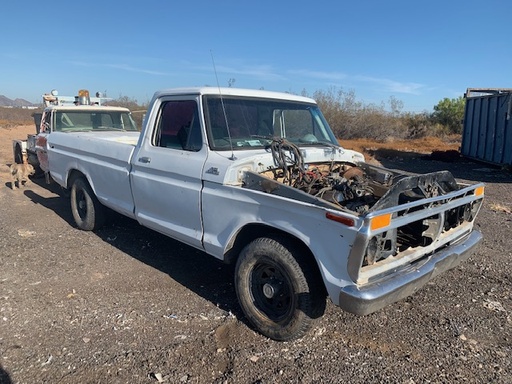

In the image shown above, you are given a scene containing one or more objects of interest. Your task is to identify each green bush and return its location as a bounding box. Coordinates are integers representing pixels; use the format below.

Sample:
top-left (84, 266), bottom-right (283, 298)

top-left (432, 96), bottom-right (465, 134)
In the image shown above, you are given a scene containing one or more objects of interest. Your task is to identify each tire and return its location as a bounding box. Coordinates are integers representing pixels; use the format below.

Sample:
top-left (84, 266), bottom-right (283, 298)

top-left (14, 145), bottom-right (23, 164)
top-left (235, 236), bottom-right (326, 341)
top-left (70, 176), bottom-right (105, 231)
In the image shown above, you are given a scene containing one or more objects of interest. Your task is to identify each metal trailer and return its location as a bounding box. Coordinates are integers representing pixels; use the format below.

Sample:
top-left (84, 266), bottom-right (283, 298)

top-left (462, 88), bottom-right (512, 167)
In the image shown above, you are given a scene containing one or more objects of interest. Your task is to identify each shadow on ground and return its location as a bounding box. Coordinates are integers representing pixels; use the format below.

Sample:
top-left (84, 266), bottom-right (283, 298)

top-left (23, 183), bottom-right (244, 325)
top-left (370, 148), bottom-right (512, 184)
top-left (0, 364), bottom-right (13, 384)
top-left (93, 212), bottom-right (246, 325)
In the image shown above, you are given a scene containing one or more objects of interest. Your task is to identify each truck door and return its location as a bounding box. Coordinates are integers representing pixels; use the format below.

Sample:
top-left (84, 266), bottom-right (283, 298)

top-left (130, 96), bottom-right (207, 250)
top-left (34, 110), bottom-right (52, 172)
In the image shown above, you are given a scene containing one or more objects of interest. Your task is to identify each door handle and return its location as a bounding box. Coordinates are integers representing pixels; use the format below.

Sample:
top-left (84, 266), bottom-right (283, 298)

top-left (138, 157), bottom-right (151, 163)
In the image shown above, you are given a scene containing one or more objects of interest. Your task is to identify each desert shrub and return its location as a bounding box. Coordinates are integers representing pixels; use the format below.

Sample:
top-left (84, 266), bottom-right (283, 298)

top-left (106, 96), bottom-right (147, 129)
top-left (0, 107), bottom-right (40, 127)
top-left (428, 122), bottom-right (453, 137)
top-left (106, 95), bottom-right (142, 111)
top-left (310, 87), bottom-right (459, 141)
top-left (312, 87), bottom-right (410, 140)
top-left (402, 112), bottom-right (432, 138)
top-left (340, 106), bottom-right (407, 140)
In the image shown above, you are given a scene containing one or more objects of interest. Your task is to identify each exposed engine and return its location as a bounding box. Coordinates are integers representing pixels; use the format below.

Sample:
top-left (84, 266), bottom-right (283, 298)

top-left (242, 138), bottom-right (482, 269)
top-left (242, 138), bottom-right (468, 221)
top-left (264, 138), bottom-right (381, 214)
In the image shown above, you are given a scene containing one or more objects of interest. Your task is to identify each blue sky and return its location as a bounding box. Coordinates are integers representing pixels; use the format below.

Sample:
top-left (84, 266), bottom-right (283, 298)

top-left (2, 0), bottom-right (510, 112)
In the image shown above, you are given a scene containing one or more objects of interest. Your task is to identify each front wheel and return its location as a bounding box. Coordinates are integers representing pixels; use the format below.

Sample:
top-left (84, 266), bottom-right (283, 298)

top-left (235, 236), bottom-right (325, 341)
top-left (70, 177), bottom-right (105, 231)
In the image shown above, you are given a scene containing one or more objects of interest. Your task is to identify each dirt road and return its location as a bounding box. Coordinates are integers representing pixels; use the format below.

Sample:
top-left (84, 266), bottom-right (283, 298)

top-left (1, 126), bottom-right (511, 383)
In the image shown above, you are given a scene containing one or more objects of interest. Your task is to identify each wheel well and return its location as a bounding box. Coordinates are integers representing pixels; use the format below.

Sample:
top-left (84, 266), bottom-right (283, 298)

top-left (67, 170), bottom-right (86, 189)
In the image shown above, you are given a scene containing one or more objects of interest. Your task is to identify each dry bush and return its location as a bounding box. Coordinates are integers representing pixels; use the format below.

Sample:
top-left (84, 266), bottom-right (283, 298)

top-left (310, 87), bottom-right (446, 141)
top-left (0, 108), bottom-right (39, 128)
top-left (403, 112), bottom-right (432, 138)
top-left (342, 108), bottom-right (409, 140)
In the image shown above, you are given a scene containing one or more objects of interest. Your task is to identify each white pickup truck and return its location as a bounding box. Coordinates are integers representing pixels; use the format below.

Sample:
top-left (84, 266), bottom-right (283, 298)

top-left (13, 89), bottom-right (137, 178)
top-left (47, 87), bottom-right (484, 340)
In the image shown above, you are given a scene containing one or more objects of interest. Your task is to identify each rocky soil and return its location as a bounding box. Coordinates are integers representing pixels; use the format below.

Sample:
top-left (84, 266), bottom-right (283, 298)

top-left (0, 125), bottom-right (511, 383)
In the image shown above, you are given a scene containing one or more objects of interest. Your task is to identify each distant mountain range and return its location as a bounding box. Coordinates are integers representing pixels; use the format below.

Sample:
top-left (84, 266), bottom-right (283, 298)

top-left (0, 95), bottom-right (34, 107)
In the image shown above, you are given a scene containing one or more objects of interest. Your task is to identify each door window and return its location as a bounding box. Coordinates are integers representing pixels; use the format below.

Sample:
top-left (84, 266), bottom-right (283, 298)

top-left (154, 100), bottom-right (202, 151)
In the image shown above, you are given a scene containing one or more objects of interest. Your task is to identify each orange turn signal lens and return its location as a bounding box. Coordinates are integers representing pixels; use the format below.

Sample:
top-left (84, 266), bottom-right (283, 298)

top-left (474, 186), bottom-right (484, 196)
top-left (370, 213), bottom-right (391, 231)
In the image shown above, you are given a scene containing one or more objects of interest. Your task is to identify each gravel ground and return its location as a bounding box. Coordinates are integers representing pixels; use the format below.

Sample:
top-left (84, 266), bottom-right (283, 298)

top-left (0, 126), bottom-right (511, 383)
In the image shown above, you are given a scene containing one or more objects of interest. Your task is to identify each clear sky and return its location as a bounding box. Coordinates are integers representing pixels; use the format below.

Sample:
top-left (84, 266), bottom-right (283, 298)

top-left (1, 0), bottom-right (510, 112)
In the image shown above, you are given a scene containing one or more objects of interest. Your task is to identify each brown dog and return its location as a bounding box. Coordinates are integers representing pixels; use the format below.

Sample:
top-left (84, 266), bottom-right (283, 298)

top-left (10, 163), bottom-right (35, 189)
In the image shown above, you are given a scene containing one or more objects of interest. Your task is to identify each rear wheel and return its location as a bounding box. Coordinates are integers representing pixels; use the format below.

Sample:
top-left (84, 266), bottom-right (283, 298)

top-left (70, 177), bottom-right (105, 231)
top-left (14, 145), bottom-right (23, 164)
top-left (235, 236), bottom-right (325, 341)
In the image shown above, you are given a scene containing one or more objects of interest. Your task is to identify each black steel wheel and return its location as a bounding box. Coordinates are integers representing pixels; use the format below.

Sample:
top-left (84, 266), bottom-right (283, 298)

top-left (70, 176), bottom-right (105, 231)
top-left (251, 258), bottom-right (295, 323)
top-left (235, 236), bottom-right (325, 341)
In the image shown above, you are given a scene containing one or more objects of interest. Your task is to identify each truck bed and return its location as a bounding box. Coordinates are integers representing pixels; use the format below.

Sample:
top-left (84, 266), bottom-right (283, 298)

top-left (47, 131), bottom-right (140, 218)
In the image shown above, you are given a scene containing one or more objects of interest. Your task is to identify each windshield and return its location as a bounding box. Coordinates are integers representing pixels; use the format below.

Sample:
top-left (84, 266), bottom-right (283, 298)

top-left (204, 95), bottom-right (338, 150)
top-left (54, 110), bottom-right (138, 132)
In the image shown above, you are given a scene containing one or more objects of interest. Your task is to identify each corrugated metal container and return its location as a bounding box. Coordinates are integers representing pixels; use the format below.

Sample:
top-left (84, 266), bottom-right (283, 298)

top-left (462, 88), bottom-right (512, 166)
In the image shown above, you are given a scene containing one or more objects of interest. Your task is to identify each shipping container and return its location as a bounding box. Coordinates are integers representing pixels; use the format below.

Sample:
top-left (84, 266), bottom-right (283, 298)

top-left (462, 88), bottom-right (512, 166)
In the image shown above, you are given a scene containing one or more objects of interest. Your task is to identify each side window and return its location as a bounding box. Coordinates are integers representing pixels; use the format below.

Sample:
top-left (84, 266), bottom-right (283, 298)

top-left (283, 110), bottom-right (313, 138)
top-left (42, 111), bottom-right (52, 132)
top-left (92, 113), bottom-right (114, 128)
top-left (154, 100), bottom-right (202, 151)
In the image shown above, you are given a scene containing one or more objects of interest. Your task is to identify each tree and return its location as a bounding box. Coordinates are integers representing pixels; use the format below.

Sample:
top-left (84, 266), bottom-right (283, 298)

top-left (432, 96), bottom-right (465, 134)
top-left (388, 95), bottom-right (403, 117)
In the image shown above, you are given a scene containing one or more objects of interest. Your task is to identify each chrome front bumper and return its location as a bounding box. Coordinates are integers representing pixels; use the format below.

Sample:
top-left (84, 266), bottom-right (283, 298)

top-left (338, 229), bottom-right (482, 315)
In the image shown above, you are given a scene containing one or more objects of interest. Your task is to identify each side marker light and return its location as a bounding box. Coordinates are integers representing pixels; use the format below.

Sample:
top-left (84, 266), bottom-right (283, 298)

top-left (326, 212), bottom-right (355, 227)
top-left (370, 213), bottom-right (391, 231)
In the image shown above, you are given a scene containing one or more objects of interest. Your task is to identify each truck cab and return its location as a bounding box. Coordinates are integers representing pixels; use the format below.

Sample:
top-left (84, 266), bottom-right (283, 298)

top-left (13, 89), bottom-right (137, 178)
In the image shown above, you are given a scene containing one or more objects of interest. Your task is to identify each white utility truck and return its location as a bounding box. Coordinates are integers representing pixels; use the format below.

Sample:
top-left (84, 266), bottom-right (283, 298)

top-left (13, 89), bottom-right (137, 178)
top-left (46, 87), bottom-right (484, 340)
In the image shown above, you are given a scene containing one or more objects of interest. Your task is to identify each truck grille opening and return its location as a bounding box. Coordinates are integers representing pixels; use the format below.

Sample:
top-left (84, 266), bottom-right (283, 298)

top-left (362, 199), bottom-right (481, 267)
top-left (444, 202), bottom-right (476, 230)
